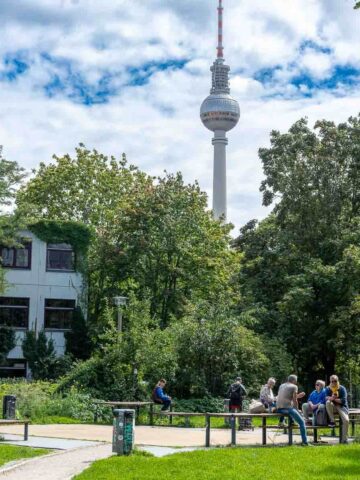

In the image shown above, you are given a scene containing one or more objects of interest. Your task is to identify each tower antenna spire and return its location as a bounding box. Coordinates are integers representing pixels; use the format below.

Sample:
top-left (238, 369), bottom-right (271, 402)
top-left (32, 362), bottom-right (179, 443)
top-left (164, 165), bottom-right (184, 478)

top-left (217, 0), bottom-right (224, 59)
top-left (200, 0), bottom-right (240, 222)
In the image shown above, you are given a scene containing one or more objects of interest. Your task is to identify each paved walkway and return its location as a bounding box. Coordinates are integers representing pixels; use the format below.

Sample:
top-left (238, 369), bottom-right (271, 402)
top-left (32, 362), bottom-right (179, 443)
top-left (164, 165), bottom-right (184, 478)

top-left (0, 423), bottom-right (334, 447)
top-left (0, 443), bottom-right (112, 480)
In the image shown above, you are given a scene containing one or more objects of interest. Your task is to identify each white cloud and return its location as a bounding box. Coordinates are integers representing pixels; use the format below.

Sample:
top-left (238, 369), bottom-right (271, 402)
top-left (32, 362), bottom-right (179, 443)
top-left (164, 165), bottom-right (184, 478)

top-left (1, 0), bottom-right (360, 236)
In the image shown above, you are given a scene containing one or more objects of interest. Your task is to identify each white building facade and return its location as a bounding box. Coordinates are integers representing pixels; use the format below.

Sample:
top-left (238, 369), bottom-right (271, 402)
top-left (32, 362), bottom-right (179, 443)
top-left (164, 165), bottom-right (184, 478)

top-left (0, 229), bottom-right (83, 377)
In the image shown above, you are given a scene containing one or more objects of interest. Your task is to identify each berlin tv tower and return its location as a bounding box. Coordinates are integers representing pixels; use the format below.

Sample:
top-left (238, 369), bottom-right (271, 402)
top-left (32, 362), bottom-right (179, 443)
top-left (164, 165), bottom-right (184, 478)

top-left (200, 0), bottom-right (240, 221)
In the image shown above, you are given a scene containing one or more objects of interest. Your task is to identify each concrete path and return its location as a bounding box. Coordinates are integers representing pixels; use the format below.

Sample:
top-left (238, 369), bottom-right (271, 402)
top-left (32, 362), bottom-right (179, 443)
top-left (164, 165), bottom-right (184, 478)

top-left (0, 443), bottom-right (112, 480)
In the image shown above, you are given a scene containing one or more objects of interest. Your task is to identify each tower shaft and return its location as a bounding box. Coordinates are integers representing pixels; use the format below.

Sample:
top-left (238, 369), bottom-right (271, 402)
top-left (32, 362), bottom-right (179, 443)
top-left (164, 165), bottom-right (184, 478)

top-left (212, 130), bottom-right (228, 220)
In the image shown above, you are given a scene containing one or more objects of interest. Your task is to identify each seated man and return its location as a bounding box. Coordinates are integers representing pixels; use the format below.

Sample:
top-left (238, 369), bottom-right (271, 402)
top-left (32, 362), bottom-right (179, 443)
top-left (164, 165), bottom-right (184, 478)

top-left (276, 374), bottom-right (310, 446)
top-left (260, 377), bottom-right (276, 411)
top-left (325, 374), bottom-right (349, 444)
top-left (152, 378), bottom-right (172, 411)
top-left (302, 380), bottom-right (326, 425)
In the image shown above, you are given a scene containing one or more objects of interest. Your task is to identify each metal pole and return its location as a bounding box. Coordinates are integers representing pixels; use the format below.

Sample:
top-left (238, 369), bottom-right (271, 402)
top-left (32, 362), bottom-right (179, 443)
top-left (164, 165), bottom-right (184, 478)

top-left (117, 308), bottom-right (122, 332)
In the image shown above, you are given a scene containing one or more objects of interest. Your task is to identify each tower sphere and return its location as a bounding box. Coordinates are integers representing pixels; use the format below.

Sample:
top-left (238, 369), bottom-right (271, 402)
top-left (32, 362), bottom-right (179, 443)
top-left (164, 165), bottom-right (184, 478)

top-left (200, 93), bottom-right (240, 132)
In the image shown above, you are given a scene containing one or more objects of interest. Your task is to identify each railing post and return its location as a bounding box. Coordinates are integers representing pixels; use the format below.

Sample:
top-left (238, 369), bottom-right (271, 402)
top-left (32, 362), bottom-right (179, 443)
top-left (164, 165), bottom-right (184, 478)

top-left (231, 414), bottom-right (236, 446)
top-left (262, 416), bottom-right (266, 445)
top-left (24, 422), bottom-right (29, 441)
top-left (169, 404), bottom-right (173, 425)
top-left (288, 416), bottom-right (293, 446)
top-left (149, 404), bottom-right (154, 426)
top-left (205, 413), bottom-right (210, 447)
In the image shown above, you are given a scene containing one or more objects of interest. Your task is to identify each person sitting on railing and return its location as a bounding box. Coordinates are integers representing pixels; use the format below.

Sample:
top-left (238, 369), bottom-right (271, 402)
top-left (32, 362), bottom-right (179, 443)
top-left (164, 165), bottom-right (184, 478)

top-left (152, 379), bottom-right (172, 411)
top-left (276, 374), bottom-right (310, 446)
top-left (302, 380), bottom-right (326, 426)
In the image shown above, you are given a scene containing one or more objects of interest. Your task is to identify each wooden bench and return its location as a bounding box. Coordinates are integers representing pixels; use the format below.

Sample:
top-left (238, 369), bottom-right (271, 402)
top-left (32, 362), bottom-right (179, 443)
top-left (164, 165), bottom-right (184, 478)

top-left (93, 401), bottom-right (155, 425)
top-left (0, 419), bottom-right (30, 441)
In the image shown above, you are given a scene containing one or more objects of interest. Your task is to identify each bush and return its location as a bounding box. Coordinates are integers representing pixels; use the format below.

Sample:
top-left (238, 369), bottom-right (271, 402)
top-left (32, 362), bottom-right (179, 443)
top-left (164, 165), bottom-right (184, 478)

top-left (173, 396), bottom-right (224, 413)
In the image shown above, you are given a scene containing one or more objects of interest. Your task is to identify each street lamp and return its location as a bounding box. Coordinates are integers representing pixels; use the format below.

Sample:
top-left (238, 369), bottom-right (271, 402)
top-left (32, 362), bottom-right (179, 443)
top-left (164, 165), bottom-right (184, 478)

top-left (113, 296), bottom-right (128, 332)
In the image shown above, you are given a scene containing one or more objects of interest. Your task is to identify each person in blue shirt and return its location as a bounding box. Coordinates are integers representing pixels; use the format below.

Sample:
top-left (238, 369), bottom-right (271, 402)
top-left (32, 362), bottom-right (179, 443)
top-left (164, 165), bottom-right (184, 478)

top-left (302, 380), bottom-right (326, 425)
top-left (152, 379), bottom-right (172, 411)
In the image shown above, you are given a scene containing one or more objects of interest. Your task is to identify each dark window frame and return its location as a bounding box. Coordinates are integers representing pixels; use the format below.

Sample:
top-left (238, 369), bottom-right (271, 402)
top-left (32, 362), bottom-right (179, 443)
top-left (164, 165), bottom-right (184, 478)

top-left (0, 297), bottom-right (30, 329)
top-left (0, 241), bottom-right (32, 270)
top-left (46, 243), bottom-right (75, 272)
top-left (44, 298), bottom-right (75, 331)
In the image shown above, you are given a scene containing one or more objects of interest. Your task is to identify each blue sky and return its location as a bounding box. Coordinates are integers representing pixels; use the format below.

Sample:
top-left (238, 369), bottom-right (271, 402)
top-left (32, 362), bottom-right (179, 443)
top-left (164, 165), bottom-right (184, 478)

top-left (0, 0), bottom-right (360, 231)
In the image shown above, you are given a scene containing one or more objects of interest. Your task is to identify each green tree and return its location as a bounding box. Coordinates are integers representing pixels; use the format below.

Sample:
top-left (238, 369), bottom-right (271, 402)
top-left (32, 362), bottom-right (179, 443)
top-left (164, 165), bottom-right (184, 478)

top-left (65, 307), bottom-right (93, 360)
top-left (0, 148), bottom-right (27, 292)
top-left (16, 146), bottom-right (237, 328)
top-left (22, 331), bottom-right (58, 380)
top-left (235, 116), bottom-right (360, 387)
top-left (0, 327), bottom-right (15, 364)
top-left (170, 299), bottom-right (269, 398)
top-left (355, 1), bottom-right (360, 9)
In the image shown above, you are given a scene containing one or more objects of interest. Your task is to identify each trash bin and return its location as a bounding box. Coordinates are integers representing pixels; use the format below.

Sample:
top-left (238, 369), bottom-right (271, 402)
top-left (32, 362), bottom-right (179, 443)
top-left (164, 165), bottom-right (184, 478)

top-left (112, 409), bottom-right (135, 455)
top-left (2, 395), bottom-right (16, 420)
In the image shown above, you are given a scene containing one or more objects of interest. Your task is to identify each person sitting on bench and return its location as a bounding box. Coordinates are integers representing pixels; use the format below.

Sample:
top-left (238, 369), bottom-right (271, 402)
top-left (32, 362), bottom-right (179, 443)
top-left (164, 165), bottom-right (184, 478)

top-left (325, 374), bottom-right (349, 444)
top-left (302, 380), bottom-right (326, 425)
top-left (152, 379), bottom-right (172, 411)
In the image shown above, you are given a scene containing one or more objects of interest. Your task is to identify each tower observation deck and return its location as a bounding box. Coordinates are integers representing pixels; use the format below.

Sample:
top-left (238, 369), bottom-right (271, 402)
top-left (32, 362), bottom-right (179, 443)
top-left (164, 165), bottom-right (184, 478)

top-left (200, 0), bottom-right (240, 221)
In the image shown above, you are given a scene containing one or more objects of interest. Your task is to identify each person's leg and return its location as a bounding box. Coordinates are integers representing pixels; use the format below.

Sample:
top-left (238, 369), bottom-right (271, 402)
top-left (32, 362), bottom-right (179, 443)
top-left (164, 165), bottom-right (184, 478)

top-left (289, 408), bottom-right (308, 444)
top-left (326, 400), bottom-right (336, 425)
top-left (335, 406), bottom-right (349, 443)
top-left (302, 403), bottom-right (310, 420)
top-left (161, 399), bottom-right (171, 411)
top-left (276, 408), bottom-right (289, 427)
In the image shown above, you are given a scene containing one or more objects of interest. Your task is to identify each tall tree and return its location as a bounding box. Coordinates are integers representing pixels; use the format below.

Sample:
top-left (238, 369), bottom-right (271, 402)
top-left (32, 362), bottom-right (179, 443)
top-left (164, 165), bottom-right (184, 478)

top-left (0, 147), bottom-right (27, 292)
top-left (235, 116), bottom-right (360, 386)
top-left (17, 146), bottom-right (236, 328)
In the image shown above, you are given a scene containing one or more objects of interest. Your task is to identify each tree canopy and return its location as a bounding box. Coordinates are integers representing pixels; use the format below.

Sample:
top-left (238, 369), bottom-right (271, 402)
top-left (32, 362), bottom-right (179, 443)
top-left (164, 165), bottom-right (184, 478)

top-left (235, 116), bottom-right (360, 387)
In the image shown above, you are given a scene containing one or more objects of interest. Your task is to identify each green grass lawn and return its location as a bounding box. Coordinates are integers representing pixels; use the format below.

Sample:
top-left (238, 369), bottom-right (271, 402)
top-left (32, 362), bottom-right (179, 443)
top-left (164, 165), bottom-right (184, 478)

top-left (0, 444), bottom-right (50, 468)
top-left (74, 444), bottom-right (360, 480)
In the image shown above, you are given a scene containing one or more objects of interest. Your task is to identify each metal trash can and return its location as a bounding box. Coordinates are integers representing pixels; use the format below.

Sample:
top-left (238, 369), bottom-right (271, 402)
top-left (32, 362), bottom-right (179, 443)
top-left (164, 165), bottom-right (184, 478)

top-left (112, 409), bottom-right (135, 455)
top-left (2, 395), bottom-right (16, 420)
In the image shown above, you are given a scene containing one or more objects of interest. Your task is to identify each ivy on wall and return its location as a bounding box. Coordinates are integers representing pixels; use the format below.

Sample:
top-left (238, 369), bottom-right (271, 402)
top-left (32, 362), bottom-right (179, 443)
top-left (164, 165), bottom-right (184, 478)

top-left (29, 220), bottom-right (92, 255)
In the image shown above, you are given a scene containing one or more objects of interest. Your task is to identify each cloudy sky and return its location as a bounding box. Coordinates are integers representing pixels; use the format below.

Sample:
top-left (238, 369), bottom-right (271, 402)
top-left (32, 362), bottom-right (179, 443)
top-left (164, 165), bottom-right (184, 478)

top-left (1, 0), bottom-right (360, 233)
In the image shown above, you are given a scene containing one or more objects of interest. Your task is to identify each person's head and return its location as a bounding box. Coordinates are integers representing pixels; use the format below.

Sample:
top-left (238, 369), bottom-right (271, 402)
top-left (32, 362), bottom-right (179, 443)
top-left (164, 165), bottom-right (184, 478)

top-left (329, 375), bottom-right (339, 387)
top-left (288, 374), bottom-right (298, 385)
top-left (158, 378), bottom-right (166, 387)
top-left (267, 377), bottom-right (276, 388)
top-left (315, 380), bottom-right (325, 391)
top-left (236, 376), bottom-right (242, 384)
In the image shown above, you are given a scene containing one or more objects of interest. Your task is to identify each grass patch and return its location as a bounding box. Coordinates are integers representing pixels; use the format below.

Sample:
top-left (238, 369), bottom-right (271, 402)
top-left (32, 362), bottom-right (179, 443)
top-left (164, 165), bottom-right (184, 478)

top-left (74, 444), bottom-right (360, 480)
top-left (31, 416), bottom-right (83, 425)
top-left (0, 444), bottom-right (50, 468)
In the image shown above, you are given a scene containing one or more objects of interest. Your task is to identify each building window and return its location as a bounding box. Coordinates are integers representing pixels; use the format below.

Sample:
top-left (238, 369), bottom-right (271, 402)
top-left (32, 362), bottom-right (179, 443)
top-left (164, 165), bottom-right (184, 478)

top-left (44, 299), bottom-right (75, 330)
top-left (0, 297), bottom-right (29, 328)
top-left (46, 243), bottom-right (75, 271)
top-left (1, 242), bottom-right (32, 269)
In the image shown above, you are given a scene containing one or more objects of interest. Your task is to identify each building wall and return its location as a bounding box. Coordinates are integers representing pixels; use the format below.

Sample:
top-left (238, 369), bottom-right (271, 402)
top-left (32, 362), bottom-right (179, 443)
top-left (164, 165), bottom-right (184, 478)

top-left (2, 230), bottom-right (83, 359)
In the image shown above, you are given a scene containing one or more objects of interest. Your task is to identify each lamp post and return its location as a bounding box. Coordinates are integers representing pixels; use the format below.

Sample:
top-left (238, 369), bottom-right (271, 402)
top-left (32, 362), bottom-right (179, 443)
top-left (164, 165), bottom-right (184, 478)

top-left (113, 296), bottom-right (128, 332)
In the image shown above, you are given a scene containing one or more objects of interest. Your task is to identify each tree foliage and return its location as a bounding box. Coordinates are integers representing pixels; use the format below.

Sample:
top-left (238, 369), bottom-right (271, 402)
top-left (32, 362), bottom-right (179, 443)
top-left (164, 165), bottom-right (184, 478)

top-left (235, 116), bottom-right (360, 387)
top-left (16, 146), bottom-right (237, 329)
top-left (0, 327), bottom-right (15, 365)
top-left (22, 331), bottom-right (59, 380)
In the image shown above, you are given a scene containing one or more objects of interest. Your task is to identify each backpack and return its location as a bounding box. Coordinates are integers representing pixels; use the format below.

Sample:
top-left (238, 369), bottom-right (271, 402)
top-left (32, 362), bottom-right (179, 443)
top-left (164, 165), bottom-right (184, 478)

top-left (152, 387), bottom-right (161, 403)
top-left (229, 384), bottom-right (243, 403)
top-left (315, 407), bottom-right (328, 426)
